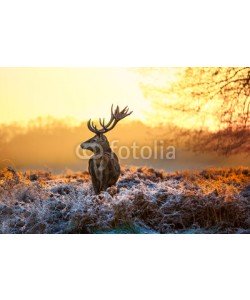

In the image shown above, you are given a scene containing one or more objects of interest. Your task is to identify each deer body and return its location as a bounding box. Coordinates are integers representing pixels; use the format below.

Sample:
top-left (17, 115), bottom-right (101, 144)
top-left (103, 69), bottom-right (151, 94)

top-left (88, 150), bottom-right (120, 194)
top-left (81, 105), bottom-right (132, 194)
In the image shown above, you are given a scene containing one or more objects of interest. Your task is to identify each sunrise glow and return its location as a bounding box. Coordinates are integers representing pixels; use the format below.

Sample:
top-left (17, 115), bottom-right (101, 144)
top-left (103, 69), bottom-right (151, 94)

top-left (0, 67), bottom-right (228, 133)
top-left (0, 68), bottom-right (149, 125)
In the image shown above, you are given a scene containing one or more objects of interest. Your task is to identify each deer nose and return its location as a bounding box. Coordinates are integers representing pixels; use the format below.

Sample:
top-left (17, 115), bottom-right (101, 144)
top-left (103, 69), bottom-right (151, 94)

top-left (80, 142), bottom-right (86, 149)
top-left (81, 141), bottom-right (92, 150)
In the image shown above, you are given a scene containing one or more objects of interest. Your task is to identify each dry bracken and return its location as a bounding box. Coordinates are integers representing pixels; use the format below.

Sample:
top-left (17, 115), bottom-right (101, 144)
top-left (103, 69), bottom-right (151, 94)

top-left (0, 166), bottom-right (249, 234)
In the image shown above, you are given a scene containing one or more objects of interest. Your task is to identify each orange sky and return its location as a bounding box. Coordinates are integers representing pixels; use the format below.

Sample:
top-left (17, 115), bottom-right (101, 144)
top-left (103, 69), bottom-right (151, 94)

top-left (0, 68), bottom-right (246, 171)
top-left (0, 68), bottom-right (151, 125)
top-left (0, 67), bottom-right (219, 131)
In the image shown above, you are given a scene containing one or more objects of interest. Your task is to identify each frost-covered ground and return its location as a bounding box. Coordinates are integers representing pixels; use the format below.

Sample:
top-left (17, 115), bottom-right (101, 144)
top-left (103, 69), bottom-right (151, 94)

top-left (0, 166), bottom-right (249, 234)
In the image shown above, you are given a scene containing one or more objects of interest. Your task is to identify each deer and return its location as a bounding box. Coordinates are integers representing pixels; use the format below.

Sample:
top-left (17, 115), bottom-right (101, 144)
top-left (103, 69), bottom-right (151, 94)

top-left (80, 105), bottom-right (132, 194)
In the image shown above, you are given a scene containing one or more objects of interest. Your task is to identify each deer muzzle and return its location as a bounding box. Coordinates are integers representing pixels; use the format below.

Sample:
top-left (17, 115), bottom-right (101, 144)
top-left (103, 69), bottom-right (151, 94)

top-left (80, 141), bottom-right (92, 150)
top-left (81, 140), bottom-right (103, 154)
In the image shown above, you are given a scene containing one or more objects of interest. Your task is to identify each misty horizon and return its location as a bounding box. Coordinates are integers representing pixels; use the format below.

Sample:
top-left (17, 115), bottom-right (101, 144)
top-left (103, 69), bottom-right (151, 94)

top-left (1, 118), bottom-right (248, 172)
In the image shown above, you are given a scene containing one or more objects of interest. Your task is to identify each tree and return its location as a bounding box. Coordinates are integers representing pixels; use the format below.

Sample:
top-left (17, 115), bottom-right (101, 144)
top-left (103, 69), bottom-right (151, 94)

top-left (141, 67), bottom-right (250, 155)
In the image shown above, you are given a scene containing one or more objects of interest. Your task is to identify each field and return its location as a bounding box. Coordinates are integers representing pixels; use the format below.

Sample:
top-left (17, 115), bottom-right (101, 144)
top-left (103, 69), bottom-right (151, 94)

top-left (0, 166), bottom-right (249, 234)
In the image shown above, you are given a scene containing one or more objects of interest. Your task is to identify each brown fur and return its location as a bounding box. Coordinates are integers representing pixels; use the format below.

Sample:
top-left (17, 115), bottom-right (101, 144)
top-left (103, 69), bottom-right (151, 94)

top-left (80, 105), bottom-right (132, 194)
top-left (89, 151), bottom-right (120, 194)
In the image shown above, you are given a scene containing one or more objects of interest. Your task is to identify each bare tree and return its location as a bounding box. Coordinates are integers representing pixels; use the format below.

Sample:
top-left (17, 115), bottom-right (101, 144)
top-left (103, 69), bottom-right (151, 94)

top-left (141, 67), bottom-right (250, 155)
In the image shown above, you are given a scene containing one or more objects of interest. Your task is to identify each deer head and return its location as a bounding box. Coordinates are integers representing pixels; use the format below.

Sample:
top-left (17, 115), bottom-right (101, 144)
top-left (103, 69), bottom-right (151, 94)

top-left (81, 105), bottom-right (132, 154)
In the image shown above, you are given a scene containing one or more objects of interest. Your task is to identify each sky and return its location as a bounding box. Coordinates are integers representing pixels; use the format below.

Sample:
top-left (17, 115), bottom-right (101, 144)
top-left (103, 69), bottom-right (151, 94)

top-left (0, 68), bottom-right (150, 125)
top-left (0, 67), bottom-right (248, 171)
top-left (0, 67), bottom-right (220, 131)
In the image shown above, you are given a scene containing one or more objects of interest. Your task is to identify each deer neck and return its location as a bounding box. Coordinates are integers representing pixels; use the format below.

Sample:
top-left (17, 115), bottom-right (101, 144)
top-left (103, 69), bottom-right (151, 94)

top-left (93, 144), bottom-right (112, 156)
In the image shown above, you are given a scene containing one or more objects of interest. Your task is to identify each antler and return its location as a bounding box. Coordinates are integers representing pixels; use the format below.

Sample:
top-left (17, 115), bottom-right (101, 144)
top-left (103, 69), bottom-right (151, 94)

top-left (87, 105), bottom-right (133, 135)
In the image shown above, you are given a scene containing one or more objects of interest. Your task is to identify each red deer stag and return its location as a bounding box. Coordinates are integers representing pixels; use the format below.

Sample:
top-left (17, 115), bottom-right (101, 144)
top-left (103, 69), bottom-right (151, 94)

top-left (81, 105), bottom-right (132, 194)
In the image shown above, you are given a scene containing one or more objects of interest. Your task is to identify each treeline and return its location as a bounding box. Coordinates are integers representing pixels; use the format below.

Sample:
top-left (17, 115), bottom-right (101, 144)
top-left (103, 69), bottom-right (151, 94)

top-left (0, 118), bottom-right (248, 171)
